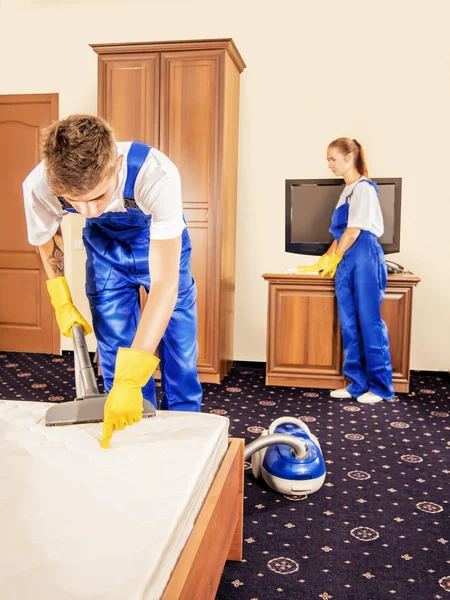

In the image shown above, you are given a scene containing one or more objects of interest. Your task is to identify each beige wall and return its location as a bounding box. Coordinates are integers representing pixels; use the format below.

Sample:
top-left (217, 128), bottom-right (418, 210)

top-left (1, 0), bottom-right (449, 370)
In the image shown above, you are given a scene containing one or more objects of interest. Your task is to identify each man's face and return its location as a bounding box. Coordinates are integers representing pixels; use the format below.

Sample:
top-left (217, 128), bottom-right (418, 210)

top-left (64, 155), bottom-right (123, 218)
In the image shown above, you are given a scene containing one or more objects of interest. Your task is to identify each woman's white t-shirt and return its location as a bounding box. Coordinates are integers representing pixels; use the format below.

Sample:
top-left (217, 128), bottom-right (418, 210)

top-left (22, 142), bottom-right (186, 246)
top-left (335, 177), bottom-right (384, 238)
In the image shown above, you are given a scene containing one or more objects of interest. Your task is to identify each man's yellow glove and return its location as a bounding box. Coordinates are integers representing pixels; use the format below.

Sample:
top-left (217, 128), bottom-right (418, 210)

top-left (283, 253), bottom-right (331, 274)
top-left (46, 276), bottom-right (92, 337)
top-left (100, 348), bottom-right (160, 449)
top-left (320, 252), bottom-right (343, 278)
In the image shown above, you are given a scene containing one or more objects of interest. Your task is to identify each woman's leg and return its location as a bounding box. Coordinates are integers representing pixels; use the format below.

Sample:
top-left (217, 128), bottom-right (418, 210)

top-left (336, 259), bottom-right (368, 397)
top-left (353, 245), bottom-right (395, 399)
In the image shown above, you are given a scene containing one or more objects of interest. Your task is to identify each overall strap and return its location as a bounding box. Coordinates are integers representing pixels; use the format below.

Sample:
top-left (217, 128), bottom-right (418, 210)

top-left (348, 178), bottom-right (378, 197)
top-left (365, 179), bottom-right (378, 193)
top-left (57, 196), bottom-right (74, 210)
top-left (124, 141), bottom-right (152, 208)
top-left (346, 178), bottom-right (378, 203)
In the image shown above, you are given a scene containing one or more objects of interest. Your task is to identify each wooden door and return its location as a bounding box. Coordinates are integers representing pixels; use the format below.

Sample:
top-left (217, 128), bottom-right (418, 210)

top-left (160, 50), bottom-right (224, 377)
top-left (97, 53), bottom-right (160, 145)
top-left (0, 93), bottom-right (59, 352)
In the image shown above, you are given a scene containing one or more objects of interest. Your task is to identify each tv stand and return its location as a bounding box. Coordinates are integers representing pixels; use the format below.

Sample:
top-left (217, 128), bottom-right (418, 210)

top-left (262, 272), bottom-right (421, 393)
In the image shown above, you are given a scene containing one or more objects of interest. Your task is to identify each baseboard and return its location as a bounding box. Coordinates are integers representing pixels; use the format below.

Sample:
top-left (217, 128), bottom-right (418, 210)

top-left (232, 364), bottom-right (449, 380)
top-left (233, 361), bottom-right (265, 370)
top-left (58, 356), bottom-right (449, 379)
top-left (62, 349), bottom-right (97, 362)
top-left (410, 369), bottom-right (450, 378)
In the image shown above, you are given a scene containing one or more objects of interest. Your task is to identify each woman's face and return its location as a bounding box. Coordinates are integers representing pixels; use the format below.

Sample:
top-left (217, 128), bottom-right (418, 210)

top-left (327, 147), bottom-right (353, 177)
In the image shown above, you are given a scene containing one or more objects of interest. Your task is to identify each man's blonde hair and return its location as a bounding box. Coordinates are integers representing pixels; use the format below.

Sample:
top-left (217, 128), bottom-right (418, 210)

top-left (41, 114), bottom-right (118, 196)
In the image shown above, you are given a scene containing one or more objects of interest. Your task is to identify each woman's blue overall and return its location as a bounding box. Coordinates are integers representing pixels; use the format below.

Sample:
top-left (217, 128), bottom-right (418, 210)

top-left (60, 142), bottom-right (202, 411)
top-left (329, 180), bottom-right (395, 400)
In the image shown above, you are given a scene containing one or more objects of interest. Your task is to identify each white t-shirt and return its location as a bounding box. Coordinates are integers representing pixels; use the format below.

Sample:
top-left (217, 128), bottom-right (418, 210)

top-left (335, 177), bottom-right (384, 238)
top-left (22, 142), bottom-right (186, 246)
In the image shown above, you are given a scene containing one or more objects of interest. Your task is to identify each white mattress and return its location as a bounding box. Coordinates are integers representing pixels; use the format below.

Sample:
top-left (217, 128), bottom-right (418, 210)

top-left (0, 400), bottom-right (229, 600)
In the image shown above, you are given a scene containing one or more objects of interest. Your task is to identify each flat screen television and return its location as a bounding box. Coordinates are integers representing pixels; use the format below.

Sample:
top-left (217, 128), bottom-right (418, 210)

top-left (285, 178), bottom-right (402, 255)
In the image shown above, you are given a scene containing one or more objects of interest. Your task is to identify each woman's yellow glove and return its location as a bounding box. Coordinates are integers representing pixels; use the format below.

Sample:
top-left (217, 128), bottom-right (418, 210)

top-left (283, 253), bottom-right (331, 274)
top-left (46, 276), bottom-right (92, 337)
top-left (320, 253), bottom-right (343, 278)
top-left (100, 348), bottom-right (160, 449)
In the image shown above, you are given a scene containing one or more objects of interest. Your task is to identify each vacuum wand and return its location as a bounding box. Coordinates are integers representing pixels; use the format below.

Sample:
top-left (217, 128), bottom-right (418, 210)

top-left (45, 322), bottom-right (156, 426)
top-left (72, 324), bottom-right (100, 398)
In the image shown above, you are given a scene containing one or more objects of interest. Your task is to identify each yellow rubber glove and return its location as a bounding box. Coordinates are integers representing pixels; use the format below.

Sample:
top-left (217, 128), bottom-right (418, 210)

top-left (320, 252), bottom-right (343, 278)
top-left (100, 348), bottom-right (160, 449)
top-left (46, 276), bottom-right (92, 338)
top-left (283, 253), bottom-right (331, 274)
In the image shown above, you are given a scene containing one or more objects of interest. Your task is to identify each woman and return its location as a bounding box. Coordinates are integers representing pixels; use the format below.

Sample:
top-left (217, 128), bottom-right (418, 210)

top-left (298, 138), bottom-right (395, 403)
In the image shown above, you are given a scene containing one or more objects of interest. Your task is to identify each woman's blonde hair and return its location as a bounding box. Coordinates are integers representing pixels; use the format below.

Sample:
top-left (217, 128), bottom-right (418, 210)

top-left (41, 114), bottom-right (118, 196)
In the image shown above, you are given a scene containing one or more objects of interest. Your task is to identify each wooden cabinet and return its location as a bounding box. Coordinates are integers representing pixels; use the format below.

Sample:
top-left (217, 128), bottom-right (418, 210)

top-left (263, 273), bottom-right (421, 394)
top-left (91, 39), bottom-right (246, 383)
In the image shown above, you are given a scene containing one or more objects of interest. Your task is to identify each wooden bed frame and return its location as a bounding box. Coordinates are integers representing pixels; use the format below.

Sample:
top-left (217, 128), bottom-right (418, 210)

top-left (161, 438), bottom-right (244, 600)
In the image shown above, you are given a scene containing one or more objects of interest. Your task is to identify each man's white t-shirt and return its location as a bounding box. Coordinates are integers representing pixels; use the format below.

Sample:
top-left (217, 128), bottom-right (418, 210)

top-left (22, 142), bottom-right (186, 246)
top-left (335, 177), bottom-right (384, 238)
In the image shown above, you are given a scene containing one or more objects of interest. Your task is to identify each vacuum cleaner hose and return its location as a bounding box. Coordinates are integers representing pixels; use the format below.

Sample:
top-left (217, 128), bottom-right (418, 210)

top-left (244, 433), bottom-right (309, 462)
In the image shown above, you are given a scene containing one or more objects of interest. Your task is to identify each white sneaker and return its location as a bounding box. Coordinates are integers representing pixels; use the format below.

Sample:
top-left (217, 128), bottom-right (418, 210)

top-left (330, 388), bottom-right (352, 399)
top-left (357, 392), bottom-right (383, 404)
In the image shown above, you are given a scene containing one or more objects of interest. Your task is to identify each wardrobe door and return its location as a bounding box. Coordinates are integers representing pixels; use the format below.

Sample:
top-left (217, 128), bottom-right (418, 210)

top-left (159, 50), bottom-right (224, 379)
top-left (97, 53), bottom-right (160, 145)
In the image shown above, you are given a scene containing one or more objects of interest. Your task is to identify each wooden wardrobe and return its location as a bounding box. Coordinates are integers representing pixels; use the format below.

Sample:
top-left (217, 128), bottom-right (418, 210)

top-left (90, 39), bottom-right (246, 383)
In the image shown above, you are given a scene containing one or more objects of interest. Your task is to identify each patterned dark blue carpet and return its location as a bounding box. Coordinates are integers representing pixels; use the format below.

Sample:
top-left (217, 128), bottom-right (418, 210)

top-left (0, 352), bottom-right (449, 599)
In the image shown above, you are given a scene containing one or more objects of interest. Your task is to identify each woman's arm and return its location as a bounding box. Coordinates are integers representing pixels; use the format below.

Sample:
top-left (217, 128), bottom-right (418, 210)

top-left (326, 240), bottom-right (337, 256)
top-left (320, 227), bottom-right (361, 278)
top-left (38, 227), bottom-right (65, 278)
top-left (336, 227), bottom-right (361, 255)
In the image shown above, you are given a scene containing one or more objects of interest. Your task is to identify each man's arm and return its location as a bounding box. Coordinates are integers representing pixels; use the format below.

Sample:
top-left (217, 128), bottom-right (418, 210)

top-left (131, 235), bottom-right (182, 354)
top-left (100, 236), bottom-right (180, 449)
top-left (37, 227), bottom-right (65, 279)
top-left (37, 227), bottom-right (92, 337)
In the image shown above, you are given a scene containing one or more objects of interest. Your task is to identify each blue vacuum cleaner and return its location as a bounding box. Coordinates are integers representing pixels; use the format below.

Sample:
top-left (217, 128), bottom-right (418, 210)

top-left (244, 416), bottom-right (326, 496)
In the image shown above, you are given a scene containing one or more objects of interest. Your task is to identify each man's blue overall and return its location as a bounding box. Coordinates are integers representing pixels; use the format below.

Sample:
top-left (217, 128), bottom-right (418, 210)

top-left (329, 180), bottom-right (395, 400)
top-left (60, 142), bottom-right (202, 411)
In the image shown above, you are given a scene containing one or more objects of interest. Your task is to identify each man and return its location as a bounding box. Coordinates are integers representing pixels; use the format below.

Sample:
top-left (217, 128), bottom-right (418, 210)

top-left (23, 114), bottom-right (202, 448)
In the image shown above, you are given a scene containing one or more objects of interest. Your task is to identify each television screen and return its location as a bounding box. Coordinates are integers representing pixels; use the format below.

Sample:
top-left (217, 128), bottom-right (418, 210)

top-left (286, 178), bottom-right (401, 255)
